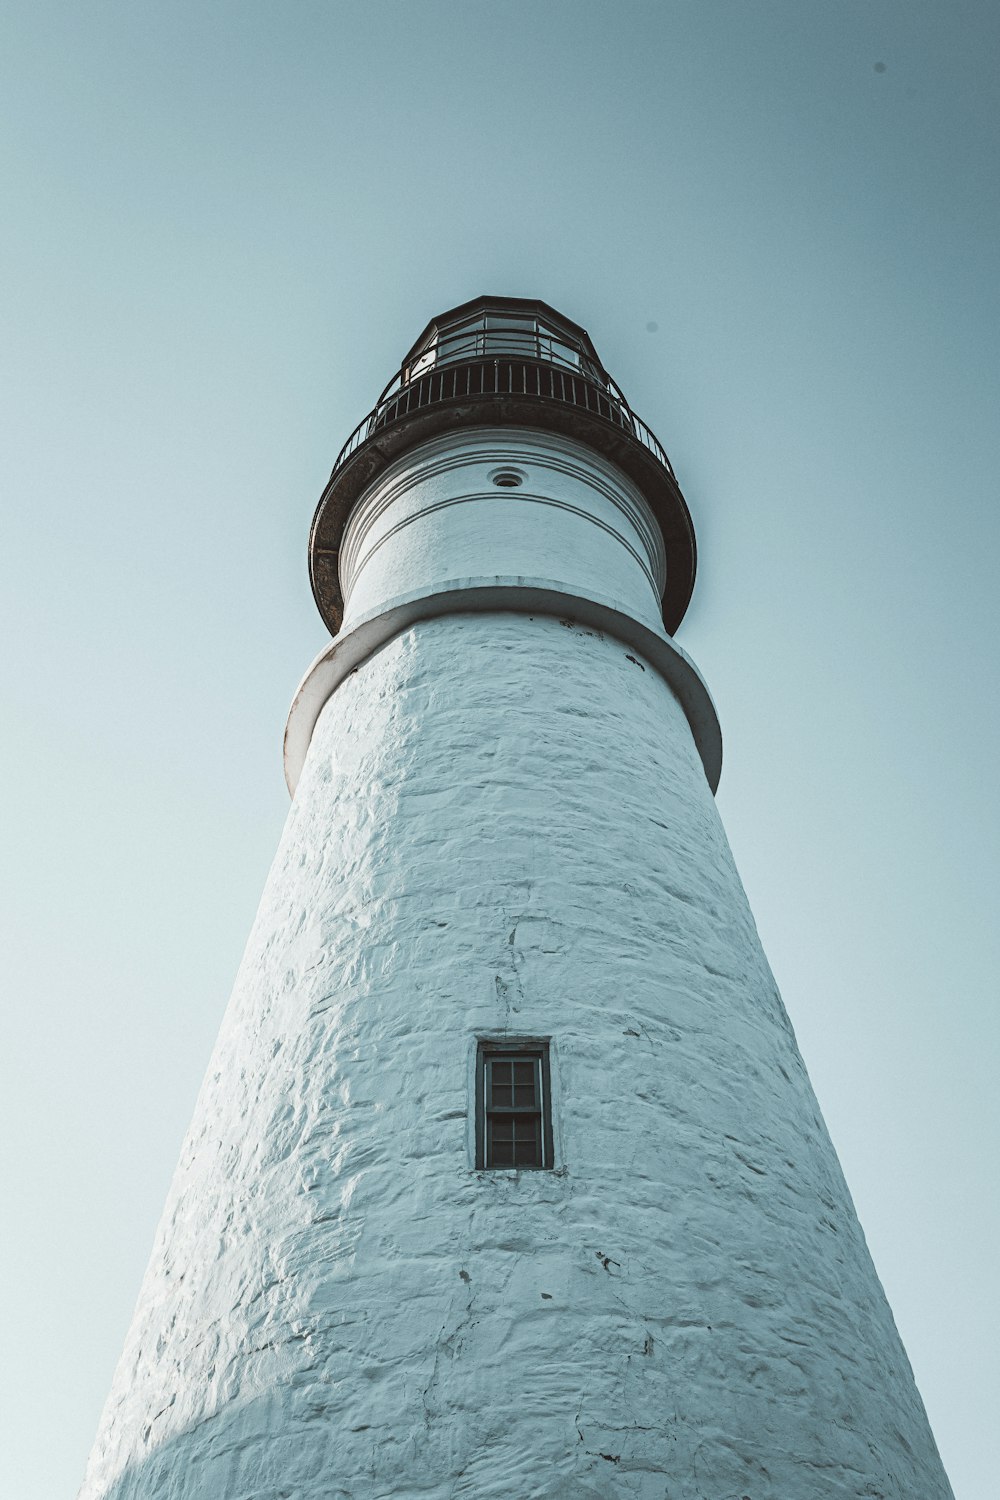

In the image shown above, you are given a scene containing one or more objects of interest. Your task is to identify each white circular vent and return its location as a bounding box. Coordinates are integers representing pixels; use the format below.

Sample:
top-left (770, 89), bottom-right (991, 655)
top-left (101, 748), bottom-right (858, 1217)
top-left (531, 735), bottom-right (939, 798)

top-left (489, 467), bottom-right (526, 488)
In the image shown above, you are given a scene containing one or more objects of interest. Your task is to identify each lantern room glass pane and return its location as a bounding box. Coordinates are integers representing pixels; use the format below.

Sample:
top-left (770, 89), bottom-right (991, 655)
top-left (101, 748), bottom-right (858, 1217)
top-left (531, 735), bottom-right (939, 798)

top-left (412, 308), bottom-right (591, 376)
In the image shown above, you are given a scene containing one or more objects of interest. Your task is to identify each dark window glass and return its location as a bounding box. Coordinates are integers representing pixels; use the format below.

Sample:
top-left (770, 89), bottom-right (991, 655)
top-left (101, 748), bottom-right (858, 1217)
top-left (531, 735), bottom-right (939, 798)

top-left (477, 1042), bottom-right (552, 1170)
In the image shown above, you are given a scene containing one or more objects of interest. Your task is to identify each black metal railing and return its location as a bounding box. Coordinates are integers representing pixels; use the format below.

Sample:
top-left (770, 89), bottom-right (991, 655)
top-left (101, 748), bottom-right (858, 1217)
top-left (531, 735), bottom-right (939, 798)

top-left (325, 353), bottom-right (677, 488)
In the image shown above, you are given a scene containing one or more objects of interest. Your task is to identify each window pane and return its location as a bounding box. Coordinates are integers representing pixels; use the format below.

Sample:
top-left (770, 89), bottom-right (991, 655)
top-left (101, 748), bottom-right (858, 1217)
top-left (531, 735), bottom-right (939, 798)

top-left (513, 1061), bottom-right (535, 1085)
top-left (483, 333), bottom-right (535, 357)
top-left (513, 1129), bottom-right (541, 1166)
top-left (482, 315), bottom-right (538, 358)
top-left (492, 1117), bottom-right (513, 1140)
top-left (514, 1084), bottom-right (535, 1107)
top-left (538, 330), bottom-right (581, 369)
top-left (485, 314), bottom-right (535, 331)
top-left (488, 1060), bottom-right (512, 1107)
top-left (491, 1138), bottom-right (513, 1167)
top-left (445, 335), bottom-right (483, 360)
top-left (488, 1062), bottom-right (509, 1110)
top-left (438, 318), bottom-right (486, 364)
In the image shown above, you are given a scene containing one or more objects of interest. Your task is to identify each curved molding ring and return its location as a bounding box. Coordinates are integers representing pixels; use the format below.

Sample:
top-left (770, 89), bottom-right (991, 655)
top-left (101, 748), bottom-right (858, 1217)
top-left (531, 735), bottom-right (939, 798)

top-left (284, 578), bottom-right (723, 798)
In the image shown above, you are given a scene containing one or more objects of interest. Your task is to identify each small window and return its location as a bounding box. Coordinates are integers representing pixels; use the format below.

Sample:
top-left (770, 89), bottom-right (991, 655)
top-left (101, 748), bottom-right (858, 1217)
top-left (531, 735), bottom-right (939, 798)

top-left (476, 1040), bottom-right (553, 1170)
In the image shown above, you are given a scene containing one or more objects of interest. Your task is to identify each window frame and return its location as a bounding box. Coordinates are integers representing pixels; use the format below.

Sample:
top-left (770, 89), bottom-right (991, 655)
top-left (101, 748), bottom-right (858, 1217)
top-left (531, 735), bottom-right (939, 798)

top-left (475, 1038), bottom-right (554, 1171)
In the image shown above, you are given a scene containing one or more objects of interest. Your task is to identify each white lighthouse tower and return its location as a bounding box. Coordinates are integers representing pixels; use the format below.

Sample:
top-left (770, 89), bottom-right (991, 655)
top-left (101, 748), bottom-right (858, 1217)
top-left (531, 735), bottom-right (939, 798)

top-left (82, 298), bottom-right (954, 1499)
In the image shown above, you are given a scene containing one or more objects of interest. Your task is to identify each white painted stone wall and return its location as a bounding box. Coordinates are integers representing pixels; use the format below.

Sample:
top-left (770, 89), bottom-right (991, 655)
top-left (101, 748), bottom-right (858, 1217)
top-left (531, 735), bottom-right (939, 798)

top-left (338, 427), bottom-right (667, 633)
top-left (81, 432), bottom-right (954, 1499)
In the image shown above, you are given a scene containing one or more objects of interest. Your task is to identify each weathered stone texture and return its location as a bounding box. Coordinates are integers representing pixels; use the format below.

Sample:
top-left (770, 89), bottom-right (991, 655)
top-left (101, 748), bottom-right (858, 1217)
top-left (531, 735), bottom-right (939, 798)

top-left (81, 612), bottom-right (953, 1499)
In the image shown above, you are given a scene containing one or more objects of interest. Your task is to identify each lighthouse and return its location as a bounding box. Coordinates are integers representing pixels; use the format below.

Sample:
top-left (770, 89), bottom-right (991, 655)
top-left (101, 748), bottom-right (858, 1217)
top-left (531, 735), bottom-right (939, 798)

top-left (81, 297), bottom-right (953, 1499)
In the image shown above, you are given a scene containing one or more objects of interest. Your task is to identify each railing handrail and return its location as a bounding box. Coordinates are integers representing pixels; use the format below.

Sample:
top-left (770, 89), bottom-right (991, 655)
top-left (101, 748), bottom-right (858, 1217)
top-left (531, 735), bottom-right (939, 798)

top-left (326, 352), bottom-right (676, 489)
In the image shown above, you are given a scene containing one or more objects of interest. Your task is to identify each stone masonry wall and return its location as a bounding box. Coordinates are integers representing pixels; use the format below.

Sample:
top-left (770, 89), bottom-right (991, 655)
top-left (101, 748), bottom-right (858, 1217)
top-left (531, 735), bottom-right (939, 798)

top-left (80, 611), bottom-right (953, 1500)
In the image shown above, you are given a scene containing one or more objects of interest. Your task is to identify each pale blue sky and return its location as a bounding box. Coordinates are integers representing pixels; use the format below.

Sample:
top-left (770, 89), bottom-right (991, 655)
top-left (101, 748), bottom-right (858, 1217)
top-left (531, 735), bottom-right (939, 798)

top-left (1, 4), bottom-right (997, 1496)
